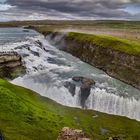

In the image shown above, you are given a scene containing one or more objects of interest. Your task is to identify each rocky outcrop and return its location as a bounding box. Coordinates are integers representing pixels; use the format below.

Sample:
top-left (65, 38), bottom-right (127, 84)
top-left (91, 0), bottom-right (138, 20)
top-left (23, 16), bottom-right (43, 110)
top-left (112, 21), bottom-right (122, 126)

top-left (0, 52), bottom-right (25, 79)
top-left (72, 77), bottom-right (95, 87)
top-left (46, 32), bottom-right (140, 90)
top-left (73, 77), bottom-right (95, 108)
top-left (57, 127), bottom-right (90, 140)
top-left (64, 77), bottom-right (95, 108)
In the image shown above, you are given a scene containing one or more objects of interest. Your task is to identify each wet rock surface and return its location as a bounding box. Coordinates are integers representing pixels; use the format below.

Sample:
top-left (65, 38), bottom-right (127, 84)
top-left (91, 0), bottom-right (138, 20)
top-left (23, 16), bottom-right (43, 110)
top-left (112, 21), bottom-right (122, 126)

top-left (72, 77), bottom-right (95, 86)
top-left (57, 127), bottom-right (90, 140)
top-left (77, 77), bottom-right (95, 108)
top-left (64, 77), bottom-right (95, 108)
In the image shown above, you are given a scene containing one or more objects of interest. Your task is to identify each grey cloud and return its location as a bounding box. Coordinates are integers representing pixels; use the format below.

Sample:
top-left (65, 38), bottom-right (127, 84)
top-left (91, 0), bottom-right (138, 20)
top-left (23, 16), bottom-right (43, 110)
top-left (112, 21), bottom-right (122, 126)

top-left (0, 0), bottom-right (139, 20)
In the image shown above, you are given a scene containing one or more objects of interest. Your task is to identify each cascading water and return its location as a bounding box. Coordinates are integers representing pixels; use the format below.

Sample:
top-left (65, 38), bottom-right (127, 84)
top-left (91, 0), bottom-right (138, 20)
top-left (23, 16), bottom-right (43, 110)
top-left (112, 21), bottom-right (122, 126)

top-left (0, 27), bottom-right (140, 121)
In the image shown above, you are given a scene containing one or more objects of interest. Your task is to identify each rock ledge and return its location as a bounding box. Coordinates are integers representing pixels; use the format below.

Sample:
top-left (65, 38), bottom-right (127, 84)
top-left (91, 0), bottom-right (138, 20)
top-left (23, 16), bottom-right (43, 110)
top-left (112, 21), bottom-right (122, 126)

top-left (57, 127), bottom-right (90, 140)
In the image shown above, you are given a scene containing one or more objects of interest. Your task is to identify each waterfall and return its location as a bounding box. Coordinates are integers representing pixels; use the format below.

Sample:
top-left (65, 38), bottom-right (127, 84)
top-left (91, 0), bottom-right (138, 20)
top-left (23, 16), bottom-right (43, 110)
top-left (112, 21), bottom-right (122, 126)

top-left (12, 74), bottom-right (140, 121)
top-left (1, 28), bottom-right (138, 121)
top-left (87, 88), bottom-right (140, 120)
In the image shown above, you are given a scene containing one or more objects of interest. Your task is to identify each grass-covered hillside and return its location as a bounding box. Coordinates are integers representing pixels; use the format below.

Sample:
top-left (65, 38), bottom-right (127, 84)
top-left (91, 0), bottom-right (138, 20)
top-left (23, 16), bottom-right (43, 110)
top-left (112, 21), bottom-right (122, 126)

top-left (0, 78), bottom-right (140, 140)
top-left (66, 32), bottom-right (140, 56)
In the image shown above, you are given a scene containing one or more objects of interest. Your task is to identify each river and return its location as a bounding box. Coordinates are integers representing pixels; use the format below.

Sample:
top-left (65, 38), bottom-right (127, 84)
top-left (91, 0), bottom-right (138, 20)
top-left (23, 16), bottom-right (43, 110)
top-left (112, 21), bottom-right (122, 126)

top-left (0, 27), bottom-right (140, 121)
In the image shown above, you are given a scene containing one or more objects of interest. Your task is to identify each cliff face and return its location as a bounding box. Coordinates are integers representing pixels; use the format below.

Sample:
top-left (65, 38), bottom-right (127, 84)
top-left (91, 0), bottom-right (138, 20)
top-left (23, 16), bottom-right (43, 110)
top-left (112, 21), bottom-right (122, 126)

top-left (0, 52), bottom-right (25, 79)
top-left (47, 32), bottom-right (140, 89)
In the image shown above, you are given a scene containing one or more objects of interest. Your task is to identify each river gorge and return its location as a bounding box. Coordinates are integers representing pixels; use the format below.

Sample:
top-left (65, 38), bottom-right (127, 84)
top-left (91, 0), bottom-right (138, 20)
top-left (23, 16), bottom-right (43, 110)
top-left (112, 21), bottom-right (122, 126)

top-left (0, 27), bottom-right (140, 122)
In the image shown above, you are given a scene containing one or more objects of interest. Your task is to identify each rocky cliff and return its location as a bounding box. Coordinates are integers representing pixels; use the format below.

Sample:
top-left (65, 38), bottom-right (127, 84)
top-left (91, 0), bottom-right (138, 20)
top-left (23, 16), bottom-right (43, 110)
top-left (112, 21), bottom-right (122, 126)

top-left (45, 31), bottom-right (140, 89)
top-left (0, 52), bottom-right (25, 79)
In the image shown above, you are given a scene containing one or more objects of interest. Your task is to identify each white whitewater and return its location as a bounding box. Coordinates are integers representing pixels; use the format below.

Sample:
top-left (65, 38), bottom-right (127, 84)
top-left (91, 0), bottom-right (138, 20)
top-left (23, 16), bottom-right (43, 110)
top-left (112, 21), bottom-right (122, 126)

top-left (0, 28), bottom-right (140, 121)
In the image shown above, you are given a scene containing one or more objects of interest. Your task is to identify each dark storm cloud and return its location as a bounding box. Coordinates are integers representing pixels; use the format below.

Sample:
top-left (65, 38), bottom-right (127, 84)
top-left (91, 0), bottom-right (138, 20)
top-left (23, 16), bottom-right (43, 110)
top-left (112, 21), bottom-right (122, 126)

top-left (0, 0), bottom-right (140, 20)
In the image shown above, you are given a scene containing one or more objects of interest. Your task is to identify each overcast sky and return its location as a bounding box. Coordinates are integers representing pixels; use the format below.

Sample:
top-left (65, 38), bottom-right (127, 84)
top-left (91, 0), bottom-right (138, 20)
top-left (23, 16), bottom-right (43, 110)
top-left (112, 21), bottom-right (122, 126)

top-left (0, 0), bottom-right (140, 21)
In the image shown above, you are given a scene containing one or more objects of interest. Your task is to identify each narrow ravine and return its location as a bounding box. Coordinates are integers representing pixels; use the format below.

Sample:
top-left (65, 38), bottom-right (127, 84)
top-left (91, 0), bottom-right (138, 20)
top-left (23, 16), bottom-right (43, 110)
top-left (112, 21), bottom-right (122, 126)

top-left (0, 28), bottom-right (140, 121)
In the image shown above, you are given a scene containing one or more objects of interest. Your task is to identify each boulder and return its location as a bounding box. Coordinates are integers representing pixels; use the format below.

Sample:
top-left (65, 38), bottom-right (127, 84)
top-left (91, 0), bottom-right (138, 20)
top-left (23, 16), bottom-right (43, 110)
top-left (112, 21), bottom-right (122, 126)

top-left (57, 127), bottom-right (90, 140)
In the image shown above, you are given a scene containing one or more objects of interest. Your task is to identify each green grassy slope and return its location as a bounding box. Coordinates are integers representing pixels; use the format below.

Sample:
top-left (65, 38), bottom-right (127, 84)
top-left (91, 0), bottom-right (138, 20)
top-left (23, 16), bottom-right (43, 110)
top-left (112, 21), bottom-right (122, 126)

top-left (0, 79), bottom-right (140, 140)
top-left (67, 32), bottom-right (140, 56)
